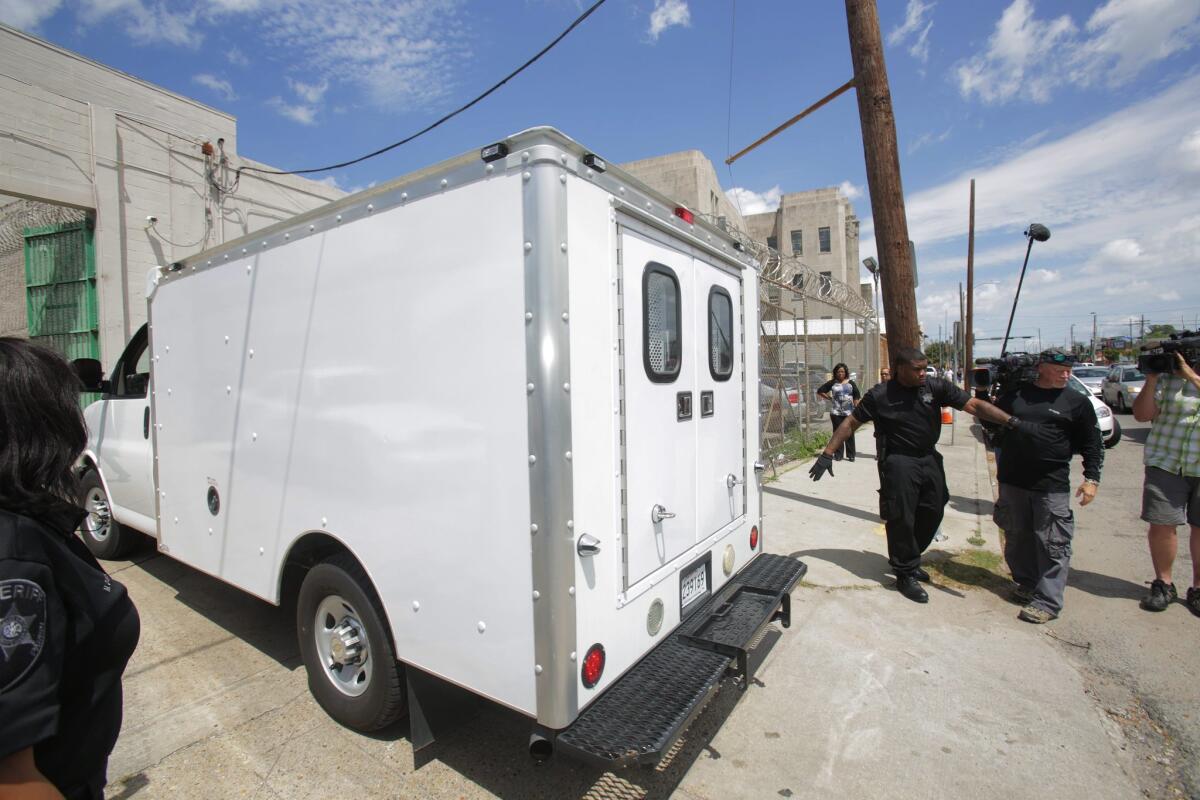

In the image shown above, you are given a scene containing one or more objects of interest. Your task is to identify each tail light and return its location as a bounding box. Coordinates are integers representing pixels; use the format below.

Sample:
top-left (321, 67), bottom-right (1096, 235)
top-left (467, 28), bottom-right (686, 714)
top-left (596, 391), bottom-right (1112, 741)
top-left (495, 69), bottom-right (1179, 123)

top-left (750, 525), bottom-right (760, 550)
top-left (581, 643), bottom-right (606, 689)
top-left (787, 390), bottom-right (799, 405)
top-left (673, 206), bottom-right (694, 224)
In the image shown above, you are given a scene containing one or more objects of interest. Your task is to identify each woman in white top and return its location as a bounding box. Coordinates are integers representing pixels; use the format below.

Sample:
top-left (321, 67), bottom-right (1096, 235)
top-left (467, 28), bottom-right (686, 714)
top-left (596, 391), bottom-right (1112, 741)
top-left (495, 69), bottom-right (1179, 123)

top-left (817, 363), bottom-right (862, 461)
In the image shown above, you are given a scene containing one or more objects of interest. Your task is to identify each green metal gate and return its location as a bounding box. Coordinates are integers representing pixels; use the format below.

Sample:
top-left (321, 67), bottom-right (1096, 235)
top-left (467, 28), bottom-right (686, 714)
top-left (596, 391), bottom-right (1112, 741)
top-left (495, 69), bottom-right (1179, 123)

top-left (24, 218), bottom-right (100, 405)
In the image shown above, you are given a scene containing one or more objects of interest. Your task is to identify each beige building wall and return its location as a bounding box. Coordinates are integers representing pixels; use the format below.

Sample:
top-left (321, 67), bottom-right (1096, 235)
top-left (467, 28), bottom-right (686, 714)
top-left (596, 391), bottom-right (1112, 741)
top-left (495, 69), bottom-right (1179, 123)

top-left (621, 150), bottom-right (746, 232)
top-left (0, 24), bottom-right (344, 363)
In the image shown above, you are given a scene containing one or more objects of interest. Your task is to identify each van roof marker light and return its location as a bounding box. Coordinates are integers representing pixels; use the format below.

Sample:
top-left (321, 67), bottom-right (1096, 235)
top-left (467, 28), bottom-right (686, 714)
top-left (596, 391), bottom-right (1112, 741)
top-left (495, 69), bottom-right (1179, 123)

top-left (480, 142), bottom-right (509, 163)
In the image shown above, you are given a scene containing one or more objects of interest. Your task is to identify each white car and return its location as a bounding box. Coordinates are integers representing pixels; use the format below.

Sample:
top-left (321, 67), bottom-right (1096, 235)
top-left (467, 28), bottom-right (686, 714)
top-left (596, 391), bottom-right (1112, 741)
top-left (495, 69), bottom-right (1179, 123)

top-left (1068, 372), bottom-right (1120, 448)
top-left (1101, 364), bottom-right (1145, 413)
top-left (1071, 365), bottom-right (1107, 398)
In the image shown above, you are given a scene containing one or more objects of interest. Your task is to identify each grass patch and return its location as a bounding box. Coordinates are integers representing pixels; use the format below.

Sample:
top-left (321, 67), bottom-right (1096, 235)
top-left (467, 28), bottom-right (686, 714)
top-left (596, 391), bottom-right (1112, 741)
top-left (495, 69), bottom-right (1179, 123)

top-left (767, 427), bottom-right (831, 464)
top-left (967, 534), bottom-right (987, 547)
top-left (926, 549), bottom-right (1009, 591)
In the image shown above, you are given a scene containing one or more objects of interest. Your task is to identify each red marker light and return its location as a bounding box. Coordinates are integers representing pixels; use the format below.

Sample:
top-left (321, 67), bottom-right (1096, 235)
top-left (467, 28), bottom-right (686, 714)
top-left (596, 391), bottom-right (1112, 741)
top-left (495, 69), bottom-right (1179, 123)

top-left (581, 643), bottom-right (606, 688)
top-left (750, 525), bottom-right (760, 550)
top-left (674, 207), bottom-right (694, 224)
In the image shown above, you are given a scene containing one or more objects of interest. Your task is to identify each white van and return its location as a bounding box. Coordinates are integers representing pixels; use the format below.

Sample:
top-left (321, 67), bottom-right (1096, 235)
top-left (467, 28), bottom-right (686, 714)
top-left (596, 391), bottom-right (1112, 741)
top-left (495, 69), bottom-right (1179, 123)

top-left (73, 128), bottom-right (805, 765)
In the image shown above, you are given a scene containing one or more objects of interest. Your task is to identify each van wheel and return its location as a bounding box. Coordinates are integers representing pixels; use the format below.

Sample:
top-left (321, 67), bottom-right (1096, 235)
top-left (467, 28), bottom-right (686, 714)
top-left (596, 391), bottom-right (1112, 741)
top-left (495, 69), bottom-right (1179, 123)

top-left (78, 470), bottom-right (137, 560)
top-left (297, 554), bottom-right (406, 731)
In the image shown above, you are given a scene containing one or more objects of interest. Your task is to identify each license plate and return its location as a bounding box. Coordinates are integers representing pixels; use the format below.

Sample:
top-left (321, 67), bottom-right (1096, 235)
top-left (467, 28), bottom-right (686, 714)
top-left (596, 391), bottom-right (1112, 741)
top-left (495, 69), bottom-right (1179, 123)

top-left (680, 562), bottom-right (709, 610)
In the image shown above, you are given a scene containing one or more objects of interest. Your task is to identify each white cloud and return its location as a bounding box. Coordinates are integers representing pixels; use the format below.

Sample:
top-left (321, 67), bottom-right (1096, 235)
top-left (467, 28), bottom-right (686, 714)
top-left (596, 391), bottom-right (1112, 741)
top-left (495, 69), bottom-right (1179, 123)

top-left (226, 46), bottom-right (249, 67)
top-left (1032, 268), bottom-right (1059, 283)
top-left (75, 1), bottom-right (469, 110)
top-left (648, 0), bottom-right (690, 41)
top-left (268, 97), bottom-right (317, 125)
top-left (79, 0), bottom-right (199, 47)
top-left (956, 0), bottom-right (1200, 104)
top-left (1181, 128), bottom-right (1200, 171)
top-left (1159, 290), bottom-right (1182, 301)
top-left (193, 73), bottom-right (236, 101)
top-left (726, 186), bottom-right (781, 216)
top-left (858, 76), bottom-right (1200, 349)
top-left (0, 0), bottom-right (62, 29)
top-left (839, 180), bottom-right (863, 201)
top-left (888, 0), bottom-right (935, 63)
top-left (288, 78), bottom-right (329, 104)
top-left (908, 127), bottom-right (952, 155)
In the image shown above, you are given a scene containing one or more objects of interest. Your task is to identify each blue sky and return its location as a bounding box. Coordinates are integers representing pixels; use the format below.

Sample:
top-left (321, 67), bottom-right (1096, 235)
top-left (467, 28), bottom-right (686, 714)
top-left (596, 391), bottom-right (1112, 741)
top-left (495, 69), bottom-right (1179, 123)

top-left (3, 0), bottom-right (1199, 356)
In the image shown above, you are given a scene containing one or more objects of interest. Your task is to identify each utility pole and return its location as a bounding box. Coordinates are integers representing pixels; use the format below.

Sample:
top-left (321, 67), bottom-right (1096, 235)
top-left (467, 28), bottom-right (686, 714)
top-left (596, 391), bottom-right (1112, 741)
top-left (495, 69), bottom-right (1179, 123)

top-left (1092, 312), bottom-right (1098, 362)
top-left (958, 281), bottom-right (965, 382)
top-left (1070, 323), bottom-right (1074, 354)
top-left (846, 0), bottom-right (918, 359)
top-left (964, 179), bottom-right (975, 389)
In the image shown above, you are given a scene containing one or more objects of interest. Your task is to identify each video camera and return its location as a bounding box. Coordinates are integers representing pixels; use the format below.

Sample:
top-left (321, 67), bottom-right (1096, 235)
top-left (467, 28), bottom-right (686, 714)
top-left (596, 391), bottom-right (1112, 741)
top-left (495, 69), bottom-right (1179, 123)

top-left (1137, 330), bottom-right (1200, 374)
top-left (972, 352), bottom-right (1050, 400)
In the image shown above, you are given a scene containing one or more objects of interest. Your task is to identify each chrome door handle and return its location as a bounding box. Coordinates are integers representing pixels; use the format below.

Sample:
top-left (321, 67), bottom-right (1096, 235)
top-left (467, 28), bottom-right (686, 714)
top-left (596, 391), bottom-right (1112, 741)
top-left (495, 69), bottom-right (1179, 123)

top-left (753, 461), bottom-right (767, 473)
top-left (576, 534), bottom-right (601, 557)
top-left (651, 504), bottom-right (675, 524)
top-left (727, 473), bottom-right (745, 489)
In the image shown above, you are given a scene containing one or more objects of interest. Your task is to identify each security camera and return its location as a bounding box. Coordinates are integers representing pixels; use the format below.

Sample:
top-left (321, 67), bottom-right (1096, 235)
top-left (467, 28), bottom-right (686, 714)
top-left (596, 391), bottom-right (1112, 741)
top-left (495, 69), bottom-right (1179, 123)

top-left (146, 215), bottom-right (159, 224)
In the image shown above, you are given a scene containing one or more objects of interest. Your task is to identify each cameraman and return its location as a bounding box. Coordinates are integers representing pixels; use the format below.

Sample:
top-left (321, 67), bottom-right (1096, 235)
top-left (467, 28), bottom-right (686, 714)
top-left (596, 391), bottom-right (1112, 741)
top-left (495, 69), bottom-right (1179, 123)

top-left (993, 350), bottom-right (1102, 624)
top-left (1132, 351), bottom-right (1200, 616)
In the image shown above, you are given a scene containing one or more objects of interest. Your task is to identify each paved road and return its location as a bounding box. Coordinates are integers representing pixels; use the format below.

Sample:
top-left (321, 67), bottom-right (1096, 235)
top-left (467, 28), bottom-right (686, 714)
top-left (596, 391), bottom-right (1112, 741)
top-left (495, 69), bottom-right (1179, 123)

top-left (1053, 412), bottom-right (1199, 796)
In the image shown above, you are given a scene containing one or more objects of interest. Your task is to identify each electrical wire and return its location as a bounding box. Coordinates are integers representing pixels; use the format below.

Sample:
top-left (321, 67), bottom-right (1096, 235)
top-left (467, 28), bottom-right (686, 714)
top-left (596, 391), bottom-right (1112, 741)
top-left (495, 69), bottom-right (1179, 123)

top-left (237, 0), bottom-right (609, 179)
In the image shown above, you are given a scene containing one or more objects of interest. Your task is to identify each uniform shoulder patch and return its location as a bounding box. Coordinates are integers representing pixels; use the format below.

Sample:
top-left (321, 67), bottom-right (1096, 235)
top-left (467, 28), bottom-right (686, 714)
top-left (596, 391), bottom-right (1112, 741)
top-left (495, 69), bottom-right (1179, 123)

top-left (0, 578), bottom-right (48, 692)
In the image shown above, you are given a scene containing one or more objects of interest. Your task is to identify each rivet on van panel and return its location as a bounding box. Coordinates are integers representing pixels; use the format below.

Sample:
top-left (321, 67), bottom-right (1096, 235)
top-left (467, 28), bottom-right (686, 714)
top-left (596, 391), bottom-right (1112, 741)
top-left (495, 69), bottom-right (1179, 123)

top-left (565, 451), bottom-right (572, 461)
top-left (525, 311), bottom-right (533, 321)
top-left (528, 455), bottom-right (537, 465)
top-left (367, 204), bottom-right (374, 212)
top-left (440, 179), bottom-right (448, 188)
top-left (566, 520), bottom-right (574, 530)
top-left (530, 524), bottom-right (539, 534)
top-left (535, 665), bottom-right (543, 675)
top-left (568, 586), bottom-right (576, 597)
top-left (321, 517), bottom-right (328, 527)
top-left (251, 433), bottom-right (257, 441)
top-left (477, 621), bottom-right (486, 633)
top-left (226, 386), bottom-right (231, 394)
top-left (569, 651), bottom-right (577, 662)
top-left (559, 174), bottom-right (566, 184)
top-left (563, 383), bottom-right (570, 392)
top-left (562, 312), bottom-right (569, 322)
top-left (521, 151), bottom-right (530, 162)
top-left (524, 242), bottom-right (532, 252)
top-left (522, 171), bottom-right (531, 182)
top-left (412, 601), bottom-right (420, 611)
top-left (527, 383), bottom-right (535, 394)
top-left (532, 591), bottom-right (540, 601)
top-left (486, 164), bottom-right (494, 174)
top-left (259, 547), bottom-right (264, 555)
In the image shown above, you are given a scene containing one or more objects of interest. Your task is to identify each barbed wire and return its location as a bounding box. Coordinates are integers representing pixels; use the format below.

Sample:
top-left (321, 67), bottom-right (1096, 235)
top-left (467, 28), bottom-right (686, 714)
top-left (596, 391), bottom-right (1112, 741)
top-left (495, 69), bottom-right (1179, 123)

top-left (698, 212), bottom-right (874, 317)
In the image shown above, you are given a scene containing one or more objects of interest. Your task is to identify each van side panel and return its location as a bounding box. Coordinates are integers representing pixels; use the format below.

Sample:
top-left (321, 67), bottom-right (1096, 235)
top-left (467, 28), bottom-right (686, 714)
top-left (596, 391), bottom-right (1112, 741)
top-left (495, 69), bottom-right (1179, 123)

top-left (153, 173), bottom-right (537, 714)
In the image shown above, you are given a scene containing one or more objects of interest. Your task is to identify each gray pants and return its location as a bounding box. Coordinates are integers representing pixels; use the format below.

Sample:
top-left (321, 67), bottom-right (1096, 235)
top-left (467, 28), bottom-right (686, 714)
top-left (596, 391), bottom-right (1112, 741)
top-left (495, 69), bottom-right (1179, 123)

top-left (994, 484), bottom-right (1075, 614)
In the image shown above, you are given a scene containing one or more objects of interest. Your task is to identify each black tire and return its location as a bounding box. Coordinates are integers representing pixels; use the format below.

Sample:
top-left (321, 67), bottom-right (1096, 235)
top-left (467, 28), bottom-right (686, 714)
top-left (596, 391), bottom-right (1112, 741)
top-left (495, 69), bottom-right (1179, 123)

top-left (296, 553), bottom-right (406, 731)
top-left (77, 469), bottom-right (138, 560)
top-left (1104, 417), bottom-right (1121, 449)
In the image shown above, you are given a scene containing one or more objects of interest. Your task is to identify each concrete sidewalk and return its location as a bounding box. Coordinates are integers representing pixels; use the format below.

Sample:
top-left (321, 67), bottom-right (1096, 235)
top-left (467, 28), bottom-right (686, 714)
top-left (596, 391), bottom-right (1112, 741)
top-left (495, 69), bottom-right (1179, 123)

top-left (672, 412), bottom-right (1145, 799)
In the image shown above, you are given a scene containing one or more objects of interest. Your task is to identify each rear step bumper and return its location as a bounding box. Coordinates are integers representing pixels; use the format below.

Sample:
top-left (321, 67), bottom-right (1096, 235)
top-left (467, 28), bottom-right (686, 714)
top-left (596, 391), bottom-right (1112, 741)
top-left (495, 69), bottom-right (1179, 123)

top-left (554, 552), bottom-right (807, 768)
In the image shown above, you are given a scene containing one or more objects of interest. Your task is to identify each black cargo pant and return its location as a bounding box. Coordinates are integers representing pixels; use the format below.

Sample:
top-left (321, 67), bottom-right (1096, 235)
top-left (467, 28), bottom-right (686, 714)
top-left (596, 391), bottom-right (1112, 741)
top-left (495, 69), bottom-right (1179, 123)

top-left (879, 452), bottom-right (949, 576)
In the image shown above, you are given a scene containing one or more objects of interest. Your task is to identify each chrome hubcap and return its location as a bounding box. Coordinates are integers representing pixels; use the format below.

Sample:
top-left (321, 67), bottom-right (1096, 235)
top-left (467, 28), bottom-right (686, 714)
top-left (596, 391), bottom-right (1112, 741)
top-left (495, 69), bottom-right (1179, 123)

top-left (314, 595), bottom-right (371, 697)
top-left (84, 487), bottom-right (111, 542)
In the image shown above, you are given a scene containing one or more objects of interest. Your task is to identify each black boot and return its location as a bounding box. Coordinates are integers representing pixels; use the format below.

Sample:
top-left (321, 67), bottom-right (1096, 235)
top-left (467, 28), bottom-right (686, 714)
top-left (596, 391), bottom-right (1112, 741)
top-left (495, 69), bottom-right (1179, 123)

top-left (896, 574), bottom-right (929, 603)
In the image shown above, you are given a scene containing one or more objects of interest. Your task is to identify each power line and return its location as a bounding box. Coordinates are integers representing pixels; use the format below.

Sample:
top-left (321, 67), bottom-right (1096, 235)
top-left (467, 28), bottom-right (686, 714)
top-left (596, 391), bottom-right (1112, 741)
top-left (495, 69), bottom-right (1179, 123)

top-left (237, 0), bottom-right (609, 179)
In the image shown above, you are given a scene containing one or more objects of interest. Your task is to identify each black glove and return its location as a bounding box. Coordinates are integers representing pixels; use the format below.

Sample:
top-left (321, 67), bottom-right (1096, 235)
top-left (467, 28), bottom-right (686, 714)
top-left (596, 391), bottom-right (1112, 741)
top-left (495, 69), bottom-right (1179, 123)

top-left (1005, 416), bottom-right (1029, 434)
top-left (809, 452), bottom-right (835, 481)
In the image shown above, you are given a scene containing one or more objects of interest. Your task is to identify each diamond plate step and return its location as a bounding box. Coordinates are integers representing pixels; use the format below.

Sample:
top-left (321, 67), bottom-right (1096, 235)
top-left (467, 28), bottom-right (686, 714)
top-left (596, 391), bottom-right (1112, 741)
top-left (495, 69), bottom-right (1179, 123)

top-left (554, 552), bottom-right (807, 768)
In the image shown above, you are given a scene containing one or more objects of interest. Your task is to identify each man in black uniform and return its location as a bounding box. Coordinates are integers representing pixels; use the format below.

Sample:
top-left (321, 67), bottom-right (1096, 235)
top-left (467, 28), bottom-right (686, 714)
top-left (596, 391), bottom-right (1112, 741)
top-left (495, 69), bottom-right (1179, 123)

top-left (993, 350), bottom-right (1102, 623)
top-left (810, 347), bottom-right (1027, 603)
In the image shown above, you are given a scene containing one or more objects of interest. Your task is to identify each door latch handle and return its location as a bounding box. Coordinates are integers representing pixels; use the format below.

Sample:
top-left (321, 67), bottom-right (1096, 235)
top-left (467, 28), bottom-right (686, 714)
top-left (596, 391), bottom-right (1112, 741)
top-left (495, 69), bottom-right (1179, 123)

top-left (753, 461), bottom-right (767, 473)
top-left (143, 406), bottom-right (151, 439)
top-left (651, 504), bottom-right (676, 524)
top-left (576, 534), bottom-right (601, 557)
top-left (726, 473), bottom-right (745, 489)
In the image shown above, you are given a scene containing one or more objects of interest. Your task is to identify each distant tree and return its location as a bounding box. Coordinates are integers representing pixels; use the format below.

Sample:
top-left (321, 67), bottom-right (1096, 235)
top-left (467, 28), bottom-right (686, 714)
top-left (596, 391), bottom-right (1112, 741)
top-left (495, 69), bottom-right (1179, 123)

top-left (1146, 324), bottom-right (1176, 339)
top-left (1103, 348), bottom-right (1121, 364)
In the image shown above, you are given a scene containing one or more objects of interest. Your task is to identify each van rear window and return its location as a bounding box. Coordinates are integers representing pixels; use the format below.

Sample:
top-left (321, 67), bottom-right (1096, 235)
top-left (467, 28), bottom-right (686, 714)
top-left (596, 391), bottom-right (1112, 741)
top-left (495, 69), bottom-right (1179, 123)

top-left (708, 287), bottom-right (734, 380)
top-left (644, 263), bottom-right (681, 382)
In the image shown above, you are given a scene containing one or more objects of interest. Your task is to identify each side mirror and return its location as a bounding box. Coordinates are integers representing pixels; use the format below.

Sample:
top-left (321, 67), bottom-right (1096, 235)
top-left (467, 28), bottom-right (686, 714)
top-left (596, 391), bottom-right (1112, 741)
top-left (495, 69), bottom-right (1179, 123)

top-left (72, 358), bottom-right (109, 393)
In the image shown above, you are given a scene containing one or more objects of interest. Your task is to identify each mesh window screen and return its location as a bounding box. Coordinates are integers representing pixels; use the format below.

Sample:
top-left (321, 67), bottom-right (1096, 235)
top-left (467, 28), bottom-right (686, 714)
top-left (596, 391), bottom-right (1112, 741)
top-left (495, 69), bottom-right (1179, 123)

top-left (645, 267), bottom-right (680, 379)
top-left (709, 289), bottom-right (733, 379)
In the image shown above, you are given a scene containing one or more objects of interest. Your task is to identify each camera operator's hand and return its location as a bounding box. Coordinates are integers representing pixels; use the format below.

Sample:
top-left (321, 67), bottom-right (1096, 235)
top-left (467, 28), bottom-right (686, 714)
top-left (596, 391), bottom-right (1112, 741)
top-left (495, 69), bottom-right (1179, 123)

top-left (808, 452), bottom-right (835, 481)
top-left (1175, 352), bottom-right (1200, 388)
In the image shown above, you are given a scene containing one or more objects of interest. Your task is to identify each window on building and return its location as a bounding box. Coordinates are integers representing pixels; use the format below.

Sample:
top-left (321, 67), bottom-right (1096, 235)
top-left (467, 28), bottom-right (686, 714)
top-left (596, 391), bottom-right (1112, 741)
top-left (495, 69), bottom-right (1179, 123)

top-left (818, 270), bottom-right (833, 297)
top-left (643, 263), bottom-right (681, 382)
top-left (767, 235), bottom-right (778, 251)
top-left (818, 226), bottom-right (832, 253)
top-left (790, 229), bottom-right (803, 255)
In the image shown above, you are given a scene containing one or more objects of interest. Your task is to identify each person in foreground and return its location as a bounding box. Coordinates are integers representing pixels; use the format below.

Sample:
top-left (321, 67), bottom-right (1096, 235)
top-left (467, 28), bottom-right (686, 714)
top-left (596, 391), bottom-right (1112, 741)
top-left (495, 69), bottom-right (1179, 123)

top-left (0, 338), bottom-right (141, 799)
top-left (993, 350), bottom-right (1102, 624)
top-left (810, 347), bottom-right (1029, 603)
top-left (1132, 351), bottom-right (1200, 617)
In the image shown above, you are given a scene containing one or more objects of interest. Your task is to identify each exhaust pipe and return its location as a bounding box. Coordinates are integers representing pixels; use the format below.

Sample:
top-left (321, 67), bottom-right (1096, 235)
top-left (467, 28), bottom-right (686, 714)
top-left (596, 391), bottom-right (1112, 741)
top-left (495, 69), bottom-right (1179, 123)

top-left (529, 727), bottom-right (555, 762)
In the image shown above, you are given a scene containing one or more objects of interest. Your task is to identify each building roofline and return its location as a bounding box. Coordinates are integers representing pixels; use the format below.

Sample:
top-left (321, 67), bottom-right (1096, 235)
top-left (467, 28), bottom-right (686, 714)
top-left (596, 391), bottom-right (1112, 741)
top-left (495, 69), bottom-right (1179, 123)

top-left (0, 23), bottom-right (236, 122)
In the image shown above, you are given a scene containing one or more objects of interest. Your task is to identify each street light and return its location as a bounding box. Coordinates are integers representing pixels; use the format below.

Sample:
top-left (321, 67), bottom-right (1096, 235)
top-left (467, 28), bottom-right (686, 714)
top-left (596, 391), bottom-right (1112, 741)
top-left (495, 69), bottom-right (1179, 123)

top-left (863, 256), bottom-right (881, 380)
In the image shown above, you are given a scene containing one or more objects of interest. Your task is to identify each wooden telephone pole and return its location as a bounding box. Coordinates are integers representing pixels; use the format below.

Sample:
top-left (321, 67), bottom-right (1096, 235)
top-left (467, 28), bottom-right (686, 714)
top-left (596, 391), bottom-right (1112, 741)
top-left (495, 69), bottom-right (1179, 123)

top-left (846, 0), bottom-right (918, 360)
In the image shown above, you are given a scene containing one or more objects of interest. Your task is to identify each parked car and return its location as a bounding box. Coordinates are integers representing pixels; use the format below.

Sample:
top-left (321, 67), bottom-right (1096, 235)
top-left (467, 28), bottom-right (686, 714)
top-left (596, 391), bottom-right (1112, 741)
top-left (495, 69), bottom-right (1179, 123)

top-left (1068, 372), bottom-right (1119, 448)
top-left (1071, 365), bottom-right (1107, 398)
top-left (1101, 364), bottom-right (1145, 412)
top-left (759, 379), bottom-right (803, 417)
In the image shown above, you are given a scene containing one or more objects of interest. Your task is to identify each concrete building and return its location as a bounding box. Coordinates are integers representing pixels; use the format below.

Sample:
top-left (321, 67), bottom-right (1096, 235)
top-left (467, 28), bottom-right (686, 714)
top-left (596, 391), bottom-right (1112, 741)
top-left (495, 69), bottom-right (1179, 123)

top-left (745, 187), bottom-right (861, 318)
top-left (620, 150), bottom-right (747, 233)
top-left (0, 24), bottom-right (344, 365)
